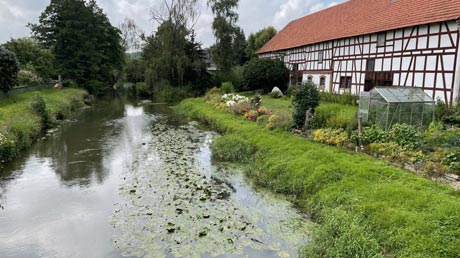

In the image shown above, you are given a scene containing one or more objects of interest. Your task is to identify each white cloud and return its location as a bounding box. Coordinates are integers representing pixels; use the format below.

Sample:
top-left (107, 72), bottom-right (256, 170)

top-left (0, 0), bottom-right (345, 47)
top-left (274, 0), bottom-right (340, 28)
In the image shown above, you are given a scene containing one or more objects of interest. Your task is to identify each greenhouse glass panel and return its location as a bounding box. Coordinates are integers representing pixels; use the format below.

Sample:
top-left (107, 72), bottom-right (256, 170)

top-left (358, 86), bottom-right (435, 130)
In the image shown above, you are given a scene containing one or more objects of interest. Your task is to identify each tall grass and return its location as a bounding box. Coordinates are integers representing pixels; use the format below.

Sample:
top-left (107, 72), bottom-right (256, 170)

top-left (175, 98), bottom-right (460, 258)
top-left (312, 102), bottom-right (358, 130)
top-left (0, 88), bottom-right (87, 163)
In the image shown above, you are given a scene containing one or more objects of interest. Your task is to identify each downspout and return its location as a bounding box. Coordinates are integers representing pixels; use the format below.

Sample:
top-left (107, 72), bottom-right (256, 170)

top-left (452, 18), bottom-right (460, 105)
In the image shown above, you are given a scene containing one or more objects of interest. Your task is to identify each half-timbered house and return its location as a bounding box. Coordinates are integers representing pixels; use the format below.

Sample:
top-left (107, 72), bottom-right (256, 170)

top-left (257, 0), bottom-right (460, 104)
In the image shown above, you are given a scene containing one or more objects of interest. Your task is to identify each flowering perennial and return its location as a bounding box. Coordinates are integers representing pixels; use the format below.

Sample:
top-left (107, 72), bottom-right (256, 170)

top-left (0, 132), bottom-right (6, 145)
top-left (221, 94), bottom-right (249, 106)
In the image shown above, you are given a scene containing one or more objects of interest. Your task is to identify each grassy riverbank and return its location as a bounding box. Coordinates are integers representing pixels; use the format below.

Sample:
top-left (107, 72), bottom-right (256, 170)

top-left (0, 88), bottom-right (88, 163)
top-left (175, 98), bottom-right (460, 258)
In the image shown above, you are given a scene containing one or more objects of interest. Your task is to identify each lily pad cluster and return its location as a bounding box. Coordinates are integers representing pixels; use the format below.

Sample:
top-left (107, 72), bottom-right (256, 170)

top-left (111, 120), bottom-right (309, 257)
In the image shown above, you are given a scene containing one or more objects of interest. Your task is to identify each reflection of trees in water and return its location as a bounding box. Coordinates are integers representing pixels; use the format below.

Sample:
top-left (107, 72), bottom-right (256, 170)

top-left (34, 97), bottom-right (127, 187)
top-left (0, 147), bottom-right (32, 210)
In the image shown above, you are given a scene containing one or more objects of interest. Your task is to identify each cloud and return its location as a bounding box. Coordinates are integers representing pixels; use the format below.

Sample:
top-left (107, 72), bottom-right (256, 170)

top-left (0, 0), bottom-right (344, 47)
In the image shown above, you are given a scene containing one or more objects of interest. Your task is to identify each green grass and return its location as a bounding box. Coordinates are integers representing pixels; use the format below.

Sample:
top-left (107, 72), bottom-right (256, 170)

top-left (260, 96), bottom-right (293, 117)
top-left (175, 98), bottom-right (460, 258)
top-left (0, 88), bottom-right (87, 163)
top-left (246, 94), bottom-right (358, 130)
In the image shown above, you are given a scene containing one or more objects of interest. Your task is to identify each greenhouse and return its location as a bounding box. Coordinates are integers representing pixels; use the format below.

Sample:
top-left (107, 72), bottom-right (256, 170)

top-left (358, 87), bottom-right (435, 131)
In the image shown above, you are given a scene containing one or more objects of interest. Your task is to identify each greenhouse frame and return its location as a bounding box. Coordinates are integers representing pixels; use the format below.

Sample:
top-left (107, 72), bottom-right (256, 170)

top-left (358, 87), bottom-right (435, 131)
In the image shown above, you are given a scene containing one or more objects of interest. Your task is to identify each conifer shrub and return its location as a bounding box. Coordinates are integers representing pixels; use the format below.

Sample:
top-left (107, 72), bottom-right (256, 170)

top-left (221, 82), bottom-right (234, 94)
top-left (0, 48), bottom-right (20, 93)
top-left (292, 81), bottom-right (320, 129)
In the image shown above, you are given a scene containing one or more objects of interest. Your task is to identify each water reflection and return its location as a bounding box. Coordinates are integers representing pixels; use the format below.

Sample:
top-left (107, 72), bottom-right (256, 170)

top-left (0, 98), bottom-right (157, 258)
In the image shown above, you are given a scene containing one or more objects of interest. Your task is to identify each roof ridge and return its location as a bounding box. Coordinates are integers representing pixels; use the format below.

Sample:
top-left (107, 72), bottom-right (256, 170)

top-left (258, 0), bottom-right (460, 54)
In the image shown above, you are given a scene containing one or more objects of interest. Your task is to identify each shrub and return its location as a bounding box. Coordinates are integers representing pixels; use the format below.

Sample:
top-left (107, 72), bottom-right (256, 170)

top-left (134, 82), bottom-right (151, 98)
top-left (63, 79), bottom-right (78, 88)
top-left (388, 123), bottom-right (422, 150)
top-left (242, 58), bottom-right (289, 93)
top-left (154, 85), bottom-right (189, 103)
top-left (445, 135), bottom-right (460, 148)
top-left (205, 87), bottom-right (222, 104)
top-left (215, 66), bottom-right (244, 91)
top-left (0, 47), bottom-right (20, 93)
top-left (29, 94), bottom-right (48, 129)
top-left (312, 103), bottom-right (358, 130)
top-left (267, 114), bottom-right (292, 131)
top-left (212, 135), bottom-right (256, 163)
top-left (440, 147), bottom-right (460, 175)
top-left (434, 98), bottom-right (452, 122)
top-left (351, 125), bottom-right (387, 145)
top-left (369, 142), bottom-right (426, 163)
top-left (313, 128), bottom-right (349, 146)
top-left (286, 85), bottom-right (297, 97)
top-left (320, 91), bottom-right (358, 106)
top-left (17, 69), bottom-right (43, 86)
top-left (85, 80), bottom-right (109, 96)
top-left (292, 81), bottom-right (320, 129)
top-left (221, 81), bottom-right (234, 94)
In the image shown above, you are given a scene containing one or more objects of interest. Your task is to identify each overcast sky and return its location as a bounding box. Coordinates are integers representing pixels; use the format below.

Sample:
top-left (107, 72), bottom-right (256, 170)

top-left (0, 0), bottom-right (343, 47)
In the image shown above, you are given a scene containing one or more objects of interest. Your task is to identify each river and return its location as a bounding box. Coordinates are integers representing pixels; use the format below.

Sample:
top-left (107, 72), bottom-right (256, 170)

top-left (0, 97), bottom-right (311, 258)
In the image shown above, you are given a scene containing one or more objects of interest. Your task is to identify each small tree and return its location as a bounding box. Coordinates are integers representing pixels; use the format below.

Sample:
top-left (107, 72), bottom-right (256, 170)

top-left (242, 58), bottom-right (289, 93)
top-left (292, 81), bottom-right (320, 129)
top-left (0, 48), bottom-right (20, 93)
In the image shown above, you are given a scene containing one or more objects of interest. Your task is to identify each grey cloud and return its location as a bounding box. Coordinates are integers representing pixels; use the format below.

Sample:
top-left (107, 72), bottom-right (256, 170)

top-left (0, 0), bottom-right (342, 47)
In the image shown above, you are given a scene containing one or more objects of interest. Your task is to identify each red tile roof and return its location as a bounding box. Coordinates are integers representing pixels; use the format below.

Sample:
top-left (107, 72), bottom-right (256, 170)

top-left (257, 0), bottom-right (460, 54)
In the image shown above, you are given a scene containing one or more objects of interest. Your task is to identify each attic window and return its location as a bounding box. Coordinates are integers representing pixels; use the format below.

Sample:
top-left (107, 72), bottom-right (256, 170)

top-left (377, 33), bottom-right (386, 47)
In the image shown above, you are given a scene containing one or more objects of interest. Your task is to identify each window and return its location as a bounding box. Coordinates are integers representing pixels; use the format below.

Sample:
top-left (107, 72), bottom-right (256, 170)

top-left (366, 59), bottom-right (375, 71)
top-left (307, 75), bottom-right (313, 83)
top-left (319, 76), bottom-right (326, 90)
top-left (377, 33), bottom-right (386, 47)
top-left (340, 76), bottom-right (352, 89)
top-left (318, 51), bottom-right (324, 64)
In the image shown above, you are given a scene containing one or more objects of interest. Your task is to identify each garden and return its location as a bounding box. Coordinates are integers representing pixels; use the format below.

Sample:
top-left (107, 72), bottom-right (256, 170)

top-left (204, 82), bottom-right (460, 188)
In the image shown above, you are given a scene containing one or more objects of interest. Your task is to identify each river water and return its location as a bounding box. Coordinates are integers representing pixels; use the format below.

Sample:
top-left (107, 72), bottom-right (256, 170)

top-left (0, 98), bottom-right (310, 258)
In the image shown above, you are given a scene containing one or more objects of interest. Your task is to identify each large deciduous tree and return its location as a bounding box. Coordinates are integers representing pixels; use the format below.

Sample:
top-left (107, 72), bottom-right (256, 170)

top-left (245, 26), bottom-right (277, 60)
top-left (2, 38), bottom-right (55, 81)
top-left (140, 0), bottom-right (211, 97)
top-left (207, 0), bottom-right (243, 72)
top-left (29, 0), bottom-right (124, 95)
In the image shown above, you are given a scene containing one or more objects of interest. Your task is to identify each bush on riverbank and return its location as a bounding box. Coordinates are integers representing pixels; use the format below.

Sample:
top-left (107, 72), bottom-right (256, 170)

top-left (0, 88), bottom-right (87, 163)
top-left (175, 98), bottom-right (460, 258)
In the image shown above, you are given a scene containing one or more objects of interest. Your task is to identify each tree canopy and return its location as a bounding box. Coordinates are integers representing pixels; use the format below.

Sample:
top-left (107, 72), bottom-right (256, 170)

top-left (143, 20), bottom-right (211, 94)
top-left (245, 26), bottom-right (277, 60)
top-left (242, 58), bottom-right (289, 93)
top-left (208, 0), bottom-right (245, 72)
top-left (0, 48), bottom-right (20, 93)
top-left (29, 0), bottom-right (124, 94)
top-left (2, 38), bottom-right (55, 81)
